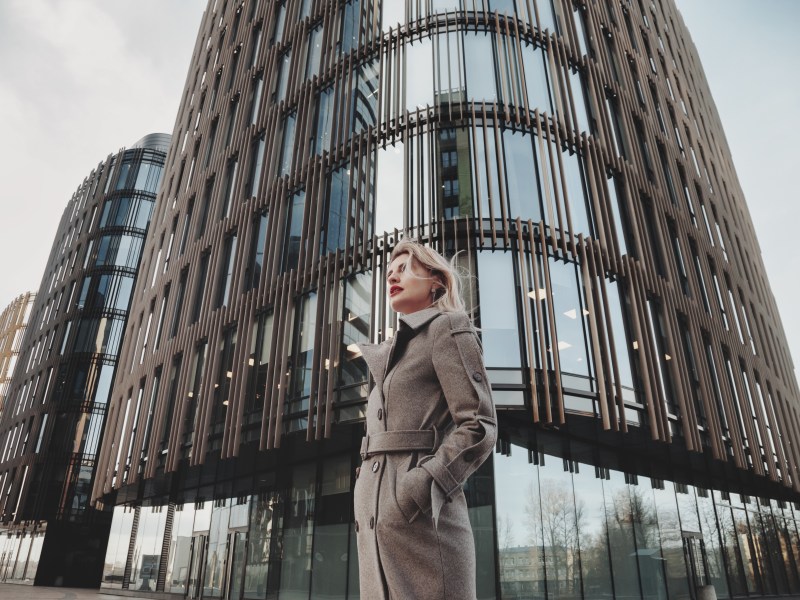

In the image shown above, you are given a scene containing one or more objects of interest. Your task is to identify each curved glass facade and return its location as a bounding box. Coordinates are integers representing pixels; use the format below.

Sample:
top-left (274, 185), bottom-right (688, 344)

top-left (0, 135), bottom-right (168, 586)
top-left (95, 0), bottom-right (800, 598)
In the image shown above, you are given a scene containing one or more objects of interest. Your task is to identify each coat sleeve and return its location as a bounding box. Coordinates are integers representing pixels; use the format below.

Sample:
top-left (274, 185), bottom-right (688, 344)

top-left (399, 312), bottom-right (497, 523)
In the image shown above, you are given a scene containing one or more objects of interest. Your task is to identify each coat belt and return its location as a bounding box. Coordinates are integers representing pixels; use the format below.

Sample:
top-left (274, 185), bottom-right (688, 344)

top-left (360, 429), bottom-right (438, 459)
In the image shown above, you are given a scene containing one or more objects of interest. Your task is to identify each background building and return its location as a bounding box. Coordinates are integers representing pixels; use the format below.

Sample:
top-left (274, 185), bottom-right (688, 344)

top-left (0, 293), bottom-right (36, 421)
top-left (94, 1), bottom-right (800, 599)
top-left (0, 134), bottom-right (169, 586)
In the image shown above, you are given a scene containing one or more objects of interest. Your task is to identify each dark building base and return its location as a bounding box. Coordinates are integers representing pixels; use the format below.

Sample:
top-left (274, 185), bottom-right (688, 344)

top-left (33, 517), bottom-right (113, 588)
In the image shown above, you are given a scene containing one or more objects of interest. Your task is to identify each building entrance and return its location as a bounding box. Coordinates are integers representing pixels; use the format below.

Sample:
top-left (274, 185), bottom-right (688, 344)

top-left (187, 534), bottom-right (207, 600)
top-left (683, 532), bottom-right (711, 599)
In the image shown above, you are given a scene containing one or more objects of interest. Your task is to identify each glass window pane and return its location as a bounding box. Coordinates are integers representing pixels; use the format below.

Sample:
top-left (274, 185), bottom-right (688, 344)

top-left (310, 455), bottom-right (351, 599)
top-left (478, 251), bottom-right (522, 371)
top-left (493, 445), bottom-right (546, 598)
top-left (573, 463), bottom-right (614, 597)
top-left (549, 258), bottom-right (592, 386)
top-left (374, 142), bottom-right (404, 235)
top-left (502, 129), bottom-right (541, 222)
top-left (604, 470), bottom-right (641, 598)
top-left (279, 463), bottom-right (316, 596)
top-left (465, 32), bottom-right (498, 103)
top-left (405, 38), bottom-right (434, 111)
top-left (522, 43), bottom-right (552, 113)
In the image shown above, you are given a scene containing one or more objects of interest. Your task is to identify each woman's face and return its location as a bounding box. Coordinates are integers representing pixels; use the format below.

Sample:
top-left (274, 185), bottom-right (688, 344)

top-left (386, 252), bottom-right (435, 315)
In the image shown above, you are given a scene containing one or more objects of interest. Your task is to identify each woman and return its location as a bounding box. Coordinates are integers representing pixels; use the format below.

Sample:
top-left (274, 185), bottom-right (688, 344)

top-left (354, 239), bottom-right (497, 599)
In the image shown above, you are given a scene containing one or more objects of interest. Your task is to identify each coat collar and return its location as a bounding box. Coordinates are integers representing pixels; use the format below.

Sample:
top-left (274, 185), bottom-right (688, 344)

top-left (398, 306), bottom-right (443, 332)
top-left (357, 307), bottom-right (443, 385)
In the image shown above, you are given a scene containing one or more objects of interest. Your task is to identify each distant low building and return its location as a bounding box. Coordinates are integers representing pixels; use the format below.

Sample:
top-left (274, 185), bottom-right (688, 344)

top-left (0, 293), bottom-right (35, 420)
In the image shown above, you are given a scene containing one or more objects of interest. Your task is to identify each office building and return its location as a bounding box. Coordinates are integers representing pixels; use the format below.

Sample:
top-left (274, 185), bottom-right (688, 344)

top-left (94, 1), bottom-right (800, 598)
top-left (0, 134), bottom-right (169, 586)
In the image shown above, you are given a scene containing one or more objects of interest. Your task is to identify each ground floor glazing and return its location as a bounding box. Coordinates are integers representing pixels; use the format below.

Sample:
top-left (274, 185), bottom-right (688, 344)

top-left (91, 436), bottom-right (800, 600)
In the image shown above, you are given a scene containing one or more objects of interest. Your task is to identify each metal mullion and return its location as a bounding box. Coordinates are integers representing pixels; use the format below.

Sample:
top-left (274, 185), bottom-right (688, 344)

top-left (554, 40), bottom-right (576, 135)
top-left (578, 236), bottom-right (612, 430)
top-left (426, 128), bottom-right (436, 235)
top-left (493, 13), bottom-right (510, 123)
top-left (542, 122), bottom-right (569, 256)
top-left (469, 106), bottom-right (485, 246)
top-left (95, 399), bottom-right (121, 495)
top-left (308, 158), bottom-right (327, 281)
top-left (358, 134), bottom-right (374, 267)
top-left (590, 237), bottom-right (623, 429)
top-left (479, 107), bottom-right (498, 246)
top-left (511, 15), bottom-right (532, 130)
top-left (491, 116), bottom-right (510, 246)
top-left (761, 379), bottom-right (791, 486)
top-left (771, 396), bottom-right (800, 490)
top-left (191, 313), bottom-right (222, 466)
top-left (666, 298), bottom-right (703, 451)
top-left (551, 123), bottom-right (577, 256)
top-left (528, 223), bottom-right (551, 422)
top-left (533, 112), bottom-right (557, 250)
top-left (164, 332), bottom-right (196, 472)
top-left (307, 257), bottom-right (327, 441)
top-left (622, 270), bottom-right (659, 440)
top-left (659, 285), bottom-right (700, 451)
top-left (124, 374), bottom-right (157, 487)
top-left (514, 219), bottom-right (538, 421)
top-left (258, 183), bottom-right (282, 304)
top-left (688, 312), bottom-right (726, 461)
top-left (728, 355), bottom-right (764, 477)
top-left (228, 294), bottom-right (255, 456)
top-left (538, 225), bottom-right (564, 424)
top-left (220, 299), bottom-right (249, 459)
top-left (744, 366), bottom-right (775, 481)
top-left (707, 335), bottom-right (747, 469)
top-left (393, 33), bottom-right (401, 129)
top-left (584, 138), bottom-right (615, 269)
top-left (346, 140), bottom-right (360, 272)
top-left (636, 267), bottom-right (673, 442)
top-left (314, 254), bottom-right (333, 440)
top-left (272, 272), bottom-right (296, 448)
top-left (324, 251), bottom-right (343, 438)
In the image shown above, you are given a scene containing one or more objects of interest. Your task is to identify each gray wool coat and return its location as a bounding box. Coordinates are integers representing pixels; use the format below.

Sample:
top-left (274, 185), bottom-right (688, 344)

top-left (354, 307), bottom-right (497, 600)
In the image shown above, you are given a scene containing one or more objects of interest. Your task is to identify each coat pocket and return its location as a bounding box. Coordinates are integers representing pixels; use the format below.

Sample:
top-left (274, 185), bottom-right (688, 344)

top-left (395, 466), bottom-right (434, 524)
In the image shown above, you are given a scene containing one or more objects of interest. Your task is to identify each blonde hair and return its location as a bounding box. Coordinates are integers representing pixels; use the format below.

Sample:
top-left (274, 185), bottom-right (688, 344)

top-left (390, 239), bottom-right (465, 313)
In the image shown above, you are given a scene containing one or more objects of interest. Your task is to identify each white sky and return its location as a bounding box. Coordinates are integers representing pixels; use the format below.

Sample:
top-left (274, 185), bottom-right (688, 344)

top-left (0, 0), bottom-right (797, 383)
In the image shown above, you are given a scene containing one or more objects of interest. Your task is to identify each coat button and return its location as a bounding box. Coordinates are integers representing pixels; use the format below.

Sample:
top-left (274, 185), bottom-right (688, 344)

top-left (372, 460), bottom-right (380, 473)
top-left (464, 451), bottom-right (475, 462)
top-left (370, 516), bottom-right (375, 529)
top-left (377, 408), bottom-right (383, 420)
top-left (355, 520), bottom-right (359, 532)
top-left (472, 372), bottom-right (483, 382)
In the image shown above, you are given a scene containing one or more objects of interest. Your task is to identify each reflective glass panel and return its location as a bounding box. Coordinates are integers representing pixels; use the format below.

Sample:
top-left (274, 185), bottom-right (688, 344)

top-left (478, 251), bottom-right (522, 375)
top-left (310, 455), bottom-right (351, 599)
top-left (493, 445), bottom-right (546, 598)
top-left (405, 38), bottom-right (434, 111)
top-left (279, 463), bottom-right (316, 596)
top-left (502, 129), bottom-right (541, 222)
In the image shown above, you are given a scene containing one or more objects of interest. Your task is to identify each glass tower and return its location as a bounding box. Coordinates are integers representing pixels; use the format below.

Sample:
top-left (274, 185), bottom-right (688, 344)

top-left (95, 1), bottom-right (800, 598)
top-left (0, 134), bottom-right (169, 586)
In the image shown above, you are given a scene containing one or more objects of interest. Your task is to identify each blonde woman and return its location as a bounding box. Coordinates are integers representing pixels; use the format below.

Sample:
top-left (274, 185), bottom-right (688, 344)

top-left (354, 239), bottom-right (497, 599)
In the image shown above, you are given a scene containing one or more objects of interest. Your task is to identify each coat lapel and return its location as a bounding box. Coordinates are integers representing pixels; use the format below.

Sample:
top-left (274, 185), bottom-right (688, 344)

top-left (357, 307), bottom-right (443, 385)
top-left (357, 339), bottom-right (393, 387)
